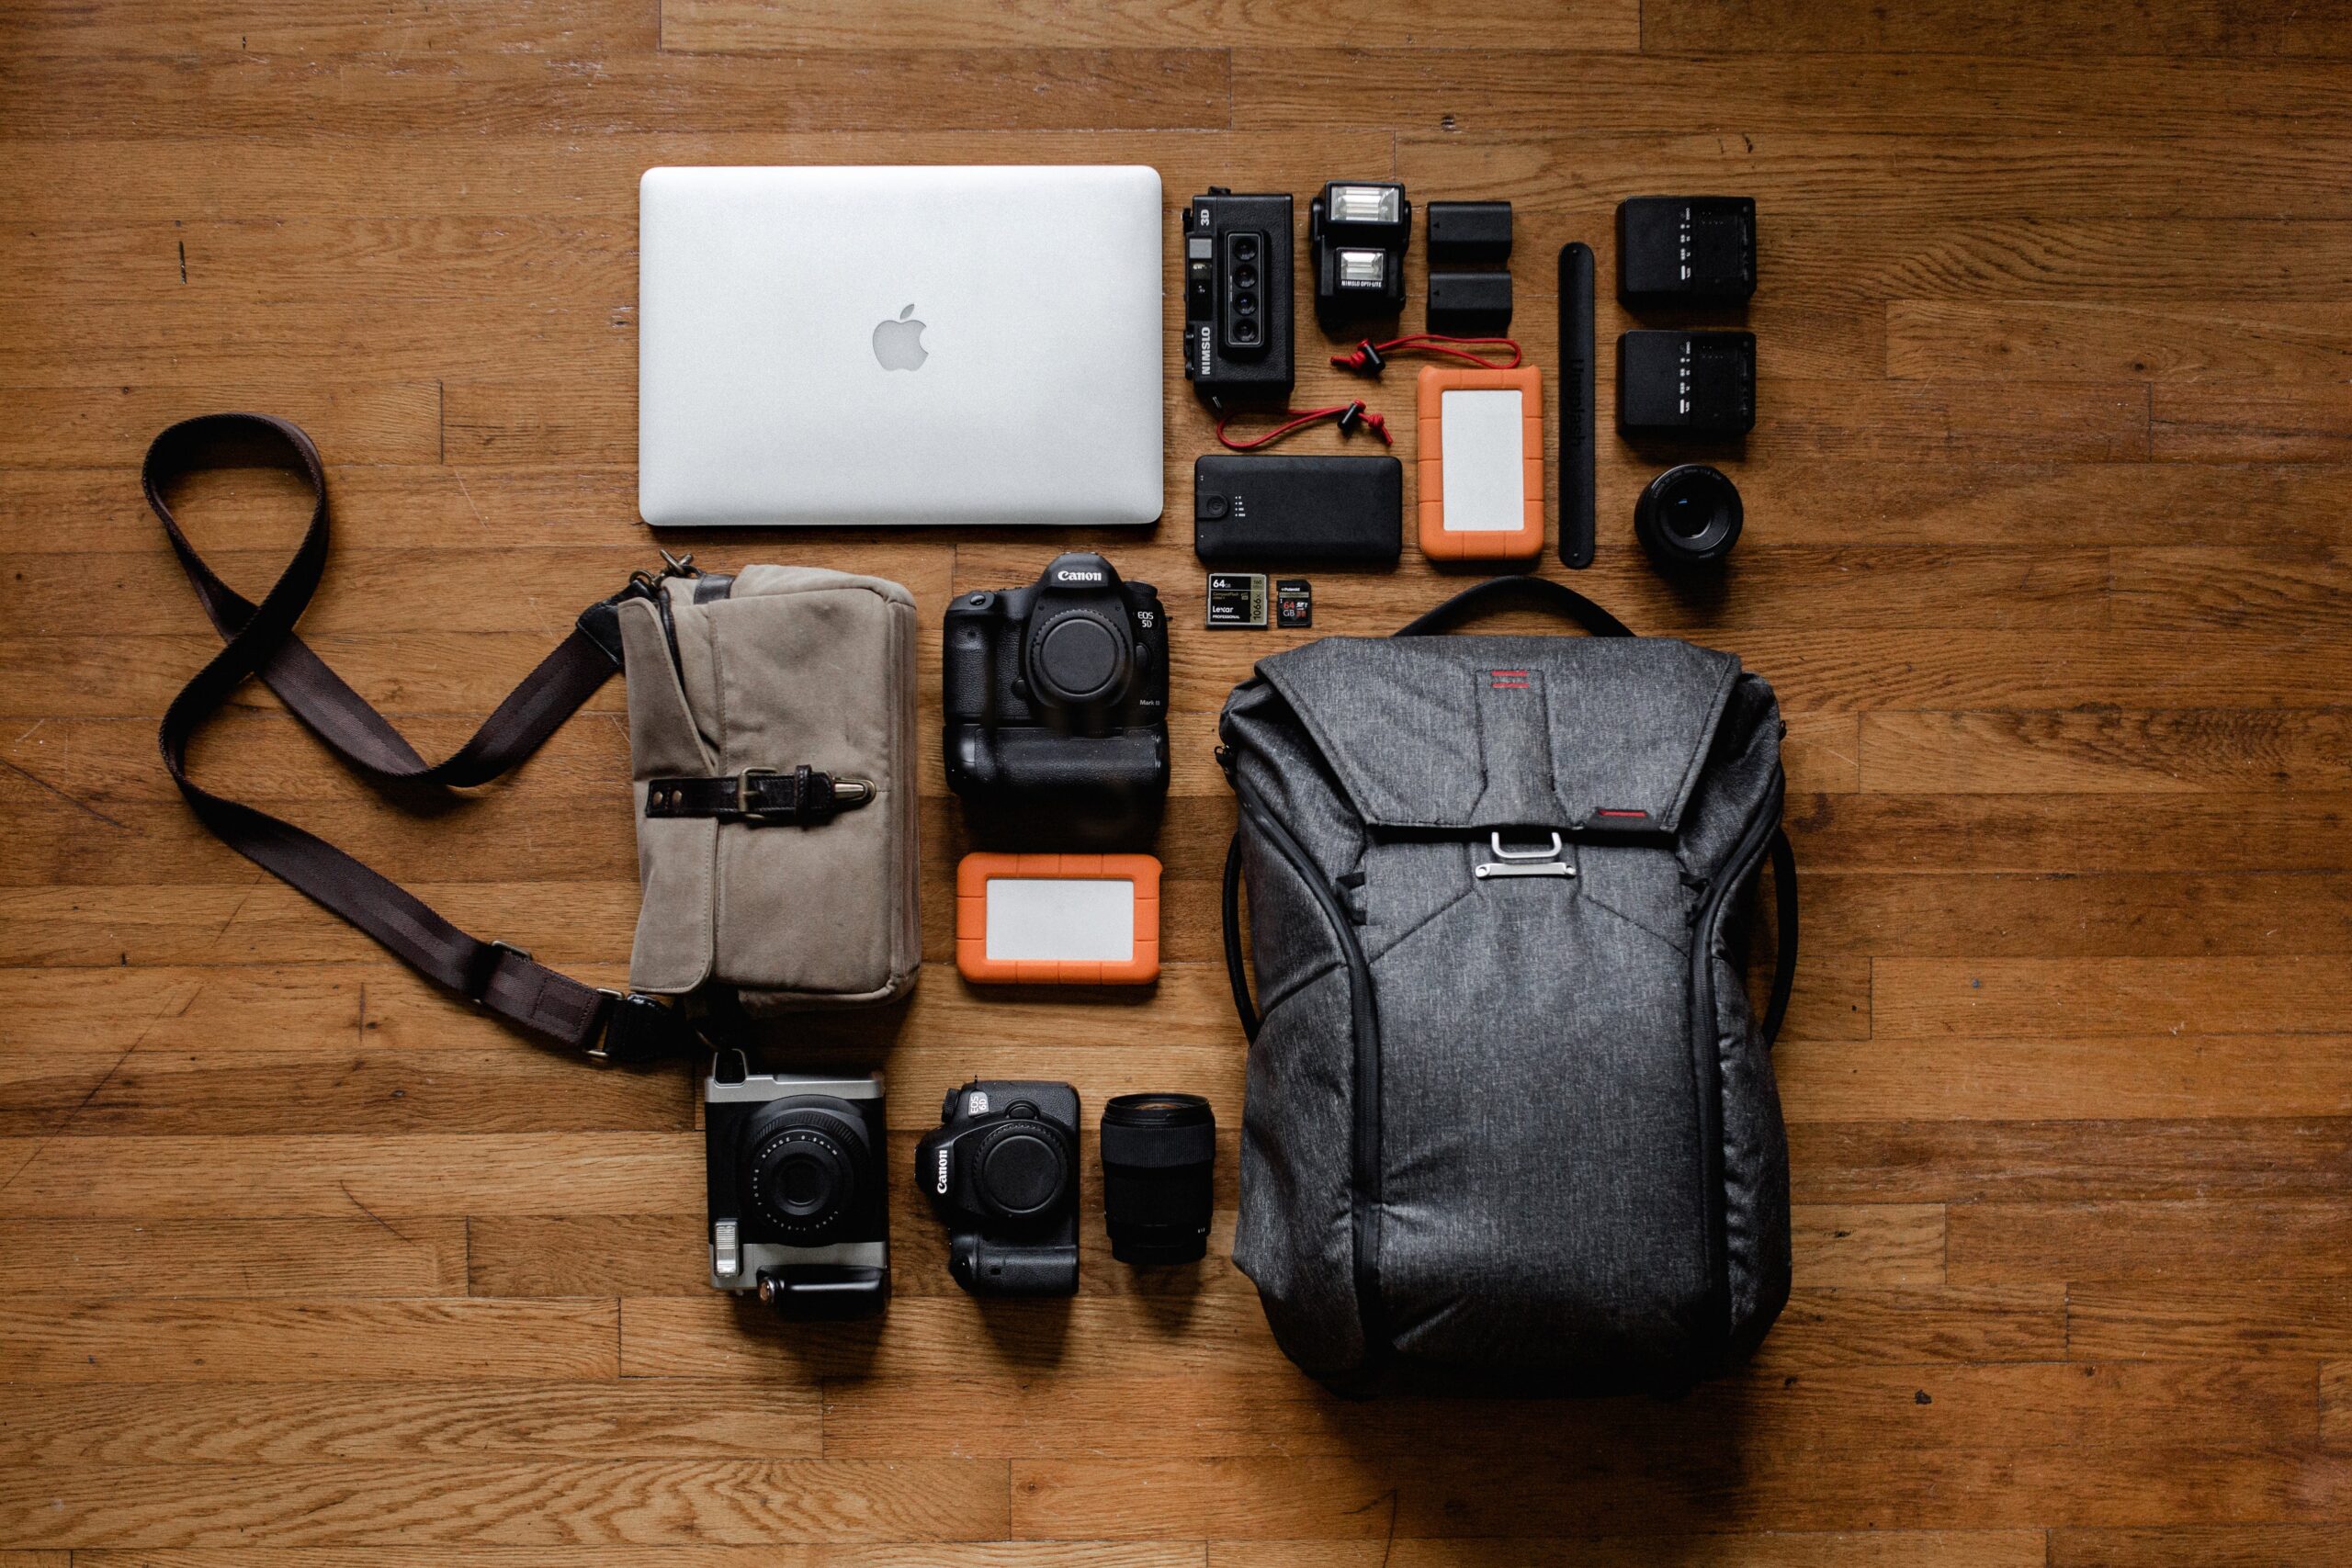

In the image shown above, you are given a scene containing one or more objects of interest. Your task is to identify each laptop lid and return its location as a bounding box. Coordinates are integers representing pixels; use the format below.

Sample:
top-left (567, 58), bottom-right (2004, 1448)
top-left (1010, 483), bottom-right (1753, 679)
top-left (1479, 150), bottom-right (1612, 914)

top-left (639, 164), bottom-right (1164, 528)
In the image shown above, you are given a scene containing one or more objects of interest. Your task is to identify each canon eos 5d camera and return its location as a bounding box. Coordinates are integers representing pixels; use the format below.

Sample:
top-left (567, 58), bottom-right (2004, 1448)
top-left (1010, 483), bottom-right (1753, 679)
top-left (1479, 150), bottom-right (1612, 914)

top-left (706, 1049), bottom-right (888, 1319)
top-left (915, 1079), bottom-right (1080, 1297)
top-left (943, 552), bottom-right (1169, 849)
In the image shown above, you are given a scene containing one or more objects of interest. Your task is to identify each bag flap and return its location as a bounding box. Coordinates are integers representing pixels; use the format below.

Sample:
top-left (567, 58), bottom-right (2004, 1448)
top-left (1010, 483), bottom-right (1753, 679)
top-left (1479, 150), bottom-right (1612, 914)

top-left (1255, 634), bottom-right (1740, 833)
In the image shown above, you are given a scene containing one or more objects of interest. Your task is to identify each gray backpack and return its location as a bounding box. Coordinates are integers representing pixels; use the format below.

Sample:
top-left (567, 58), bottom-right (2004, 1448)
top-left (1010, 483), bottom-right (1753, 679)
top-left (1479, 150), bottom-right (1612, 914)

top-left (1216, 578), bottom-right (1797, 1391)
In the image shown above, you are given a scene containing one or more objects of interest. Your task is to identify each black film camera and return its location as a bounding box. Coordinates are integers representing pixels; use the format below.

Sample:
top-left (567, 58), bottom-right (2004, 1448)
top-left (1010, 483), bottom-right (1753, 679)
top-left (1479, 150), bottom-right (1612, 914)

top-left (705, 1049), bottom-right (888, 1319)
top-left (1183, 187), bottom-right (1294, 400)
top-left (915, 1079), bottom-right (1081, 1297)
top-left (943, 551), bottom-right (1169, 849)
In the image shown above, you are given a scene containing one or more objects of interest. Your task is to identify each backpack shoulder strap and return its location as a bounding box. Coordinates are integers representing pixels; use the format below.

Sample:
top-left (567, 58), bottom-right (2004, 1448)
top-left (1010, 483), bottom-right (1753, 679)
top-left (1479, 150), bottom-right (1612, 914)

top-left (1392, 574), bottom-right (1634, 638)
top-left (145, 412), bottom-right (695, 1064)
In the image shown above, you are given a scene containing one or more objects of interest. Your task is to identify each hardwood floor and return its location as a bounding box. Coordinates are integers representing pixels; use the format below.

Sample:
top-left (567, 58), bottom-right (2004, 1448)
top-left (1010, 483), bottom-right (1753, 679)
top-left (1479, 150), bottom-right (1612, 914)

top-left (3, 2), bottom-right (2350, 1562)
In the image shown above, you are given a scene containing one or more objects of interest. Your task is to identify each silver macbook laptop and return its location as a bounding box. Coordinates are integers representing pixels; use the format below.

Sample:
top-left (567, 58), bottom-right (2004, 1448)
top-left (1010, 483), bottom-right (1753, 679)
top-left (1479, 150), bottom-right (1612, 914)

top-left (639, 164), bottom-right (1164, 527)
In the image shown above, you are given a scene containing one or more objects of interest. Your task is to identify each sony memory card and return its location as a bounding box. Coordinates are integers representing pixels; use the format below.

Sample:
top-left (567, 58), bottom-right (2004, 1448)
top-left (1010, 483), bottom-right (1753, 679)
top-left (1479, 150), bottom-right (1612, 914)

top-left (1206, 572), bottom-right (1268, 629)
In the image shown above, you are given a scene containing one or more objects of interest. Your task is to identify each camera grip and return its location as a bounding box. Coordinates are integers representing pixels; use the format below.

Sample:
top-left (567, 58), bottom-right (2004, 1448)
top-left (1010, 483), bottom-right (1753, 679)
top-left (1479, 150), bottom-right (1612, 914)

top-left (950, 1235), bottom-right (1079, 1297)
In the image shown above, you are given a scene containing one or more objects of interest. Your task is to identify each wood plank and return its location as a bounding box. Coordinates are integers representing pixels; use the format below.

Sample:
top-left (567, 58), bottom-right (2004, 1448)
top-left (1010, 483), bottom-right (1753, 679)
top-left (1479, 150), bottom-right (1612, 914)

top-left (1780, 1036), bottom-right (2352, 1122)
top-left (2070, 1280), bottom-right (2352, 1359)
top-left (1012, 1441), bottom-right (2347, 1539)
top-left (0, 0), bottom-right (662, 54)
top-left (62, 1551), bottom-right (1202, 1568)
top-left (1396, 133), bottom-right (2352, 221)
top-left (2052, 1526), bottom-right (2352, 1568)
top-left (1792, 1119), bottom-right (2352, 1203)
top-left (0, 131), bottom-right (1395, 220)
top-left (1872, 957), bottom-right (2352, 1038)
top-left (666, 0), bottom-right (1643, 51)
top-left (2155, 383), bottom-right (2352, 460)
top-left (1214, 1540), bottom-right (2046, 1568)
top-left (1858, 707), bottom-right (2352, 793)
top-left (0, 51), bottom-right (1231, 138)
top-left (0, 1134), bottom-right (699, 1218)
top-left (832, 1359), bottom-right (2312, 1460)
top-left (0, 383), bottom-right (437, 467)
top-left (0, 1379), bottom-right (820, 1463)
top-left (0, 1459), bottom-right (1005, 1548)
top-left (1791, 792), bottom-right (2352, 875)
top-left (1640, 0), bottom-right (2352, 57)
top-left (0, 1216), bottom-right (468, 1296)
top-left (1949, 1201), bottom-right (2352, 1281)
top-left (621, 1292), bottom-right (1300, 1382)
top-left (1752, 1285), bottom-right (2066, 1371)
top-left (1891, 300), bottom-right (2352, 381)
top-left (1799, 873), bottom-right (2352, 960)
top-left (1238, 51), bottom-right (2352, 135)
top-left (0, 1298), bottom-right (620, 1382)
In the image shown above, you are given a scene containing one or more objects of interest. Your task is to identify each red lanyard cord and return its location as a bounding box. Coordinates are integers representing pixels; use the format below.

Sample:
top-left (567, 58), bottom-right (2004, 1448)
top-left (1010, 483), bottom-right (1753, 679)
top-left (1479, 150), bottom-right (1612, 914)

top-left (1214, 400), bottom-right (1393, 452)
top-left (1332, 333), bottom-right (1522, 376)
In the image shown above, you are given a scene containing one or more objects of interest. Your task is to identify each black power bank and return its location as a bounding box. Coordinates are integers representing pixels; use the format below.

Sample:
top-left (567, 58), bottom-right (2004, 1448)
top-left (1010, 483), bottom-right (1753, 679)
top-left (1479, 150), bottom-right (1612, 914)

top-left (1193, 454), bottom-right (1402, 566)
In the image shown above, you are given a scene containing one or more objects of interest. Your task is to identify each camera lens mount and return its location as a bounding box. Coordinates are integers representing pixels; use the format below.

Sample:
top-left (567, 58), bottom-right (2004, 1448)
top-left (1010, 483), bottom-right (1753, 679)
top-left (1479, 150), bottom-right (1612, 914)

top-left (972, 1117), bottom-right (1072, 1223)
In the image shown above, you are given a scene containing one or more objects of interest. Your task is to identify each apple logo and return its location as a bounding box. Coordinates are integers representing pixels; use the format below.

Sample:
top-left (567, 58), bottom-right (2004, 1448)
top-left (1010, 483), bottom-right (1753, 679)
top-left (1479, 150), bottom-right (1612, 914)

top-left (871, 303), bottom-right (929, 371)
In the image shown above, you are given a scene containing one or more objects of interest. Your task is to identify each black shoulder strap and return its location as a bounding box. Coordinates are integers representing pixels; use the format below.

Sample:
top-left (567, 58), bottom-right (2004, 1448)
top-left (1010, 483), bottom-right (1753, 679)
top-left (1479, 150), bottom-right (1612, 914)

top-left (1761, 828), bottom-right (1799, 1047)
top-left (1392, 574), bottom-right (1634, 639)
top-left (145, 412), bottom-right (696, 1064)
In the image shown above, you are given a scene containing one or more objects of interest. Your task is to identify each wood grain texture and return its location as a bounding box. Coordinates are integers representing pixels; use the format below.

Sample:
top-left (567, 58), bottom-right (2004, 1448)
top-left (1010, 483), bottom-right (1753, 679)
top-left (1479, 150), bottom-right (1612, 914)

top-left (4, 0), bottom-right (2350, 1557)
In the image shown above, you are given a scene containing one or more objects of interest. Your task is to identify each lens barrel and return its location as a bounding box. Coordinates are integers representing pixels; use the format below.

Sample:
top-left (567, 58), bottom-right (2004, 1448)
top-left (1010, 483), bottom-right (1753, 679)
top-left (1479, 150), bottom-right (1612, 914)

top-left (1634, 464), bottom-right (1743, 569)
top-left (1100, 1093), bottom-right (1216, 1265)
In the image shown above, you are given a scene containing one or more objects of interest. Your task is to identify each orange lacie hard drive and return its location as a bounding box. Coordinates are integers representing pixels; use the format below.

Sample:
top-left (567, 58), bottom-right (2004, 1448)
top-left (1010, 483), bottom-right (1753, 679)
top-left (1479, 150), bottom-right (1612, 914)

top-left (955, 853), bottom-right (1161, 986)
top-left (1416, 364), bottom-right (1545, 562)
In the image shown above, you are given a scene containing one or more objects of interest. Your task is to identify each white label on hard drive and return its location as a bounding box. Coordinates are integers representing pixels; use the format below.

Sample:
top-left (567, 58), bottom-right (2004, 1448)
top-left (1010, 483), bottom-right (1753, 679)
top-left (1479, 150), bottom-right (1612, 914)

top-left (985, 878), bottom-right (1136, 963)
top-left (1441, 388), bottom-right (1525, 532)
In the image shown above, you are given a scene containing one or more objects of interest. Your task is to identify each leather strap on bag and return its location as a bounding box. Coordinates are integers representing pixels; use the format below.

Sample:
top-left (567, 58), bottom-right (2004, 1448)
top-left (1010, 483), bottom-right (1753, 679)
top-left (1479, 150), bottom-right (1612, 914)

top-left (145, 412), bottom-right (698, 1064)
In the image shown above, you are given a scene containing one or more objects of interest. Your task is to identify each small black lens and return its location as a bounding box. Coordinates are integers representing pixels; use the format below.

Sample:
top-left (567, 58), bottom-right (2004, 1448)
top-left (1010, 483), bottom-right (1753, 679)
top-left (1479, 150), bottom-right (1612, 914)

top-left (1234, 234), bottom-right (1259, 261)
top-left (1634, 464), bottom-right (1743, 569)
top-left (1233, 264), bottom-right (1258, 290)
top-left (1232, 321), bottom-right (1258, 344)
top-left (1100, 1093), bottom-right (1216, 1266)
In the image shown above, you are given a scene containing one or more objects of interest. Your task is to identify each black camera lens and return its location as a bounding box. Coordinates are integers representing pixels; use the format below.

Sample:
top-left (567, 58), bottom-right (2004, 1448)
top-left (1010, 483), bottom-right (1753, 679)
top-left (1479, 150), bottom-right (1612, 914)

top-left (1233, 263), bottom-right (1258, 290)
top-left (1101, 1093), bottom-right (1216, 1265)
top-left (1232, 320), bottom-right (1258, 344)
top-left (744, 1116), bottom-right (863, 1238)
top-left (1234, 292), bottom-right (1257, 317)
top-left (1634, 464), bottom-right (1743, 569)
top-left (1234, 234), bottom-right (1259, 261)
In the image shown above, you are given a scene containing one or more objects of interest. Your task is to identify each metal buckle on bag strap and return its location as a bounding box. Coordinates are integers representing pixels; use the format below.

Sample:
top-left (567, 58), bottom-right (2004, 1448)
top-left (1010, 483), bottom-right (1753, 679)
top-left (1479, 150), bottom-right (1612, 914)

top-left (735, 765), bottom-right (875, 825)
top-left (588, 990), bottom-right (696, 1065)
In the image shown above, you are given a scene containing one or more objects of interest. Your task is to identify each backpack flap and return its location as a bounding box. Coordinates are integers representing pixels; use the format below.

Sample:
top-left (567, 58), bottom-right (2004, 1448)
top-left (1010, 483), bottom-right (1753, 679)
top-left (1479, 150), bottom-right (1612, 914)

top-left (1255, 634), bottom-right (1741, 836)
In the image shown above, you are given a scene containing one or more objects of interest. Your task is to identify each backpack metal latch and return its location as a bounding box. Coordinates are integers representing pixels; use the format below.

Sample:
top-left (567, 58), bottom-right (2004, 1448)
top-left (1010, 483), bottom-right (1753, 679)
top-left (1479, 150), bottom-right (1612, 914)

top-left (1475, 832), bottom-right (1577, 881)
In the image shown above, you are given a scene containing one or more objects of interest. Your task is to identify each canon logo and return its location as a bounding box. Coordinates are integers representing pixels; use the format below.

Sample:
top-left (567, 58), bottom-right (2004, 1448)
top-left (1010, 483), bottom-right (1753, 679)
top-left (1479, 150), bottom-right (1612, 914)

top-left (1056, 570), bottom-right (1105, 582)
top-left (934, 1148), bottom-right (951, 1194)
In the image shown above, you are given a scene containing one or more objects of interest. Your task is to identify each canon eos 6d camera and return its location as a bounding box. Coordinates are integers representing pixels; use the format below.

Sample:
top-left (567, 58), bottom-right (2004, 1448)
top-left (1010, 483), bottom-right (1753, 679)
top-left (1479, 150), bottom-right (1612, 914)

top-left (916, 1079), bottom-right (1081, 1297)
top-left (706, 1049), bottom-right (888, 1319)
top-left (944, 552), bottom-right (1169, 848)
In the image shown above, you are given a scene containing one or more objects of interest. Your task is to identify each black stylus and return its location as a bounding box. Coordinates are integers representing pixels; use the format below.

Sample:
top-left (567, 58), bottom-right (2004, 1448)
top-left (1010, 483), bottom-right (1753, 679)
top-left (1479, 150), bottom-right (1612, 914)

top-left (1559, 241), bottom-right (1596, 569)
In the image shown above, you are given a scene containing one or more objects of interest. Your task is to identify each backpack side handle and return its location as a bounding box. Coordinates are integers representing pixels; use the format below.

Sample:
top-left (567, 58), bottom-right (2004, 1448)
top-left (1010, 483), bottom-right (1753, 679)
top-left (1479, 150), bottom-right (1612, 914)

top-left (1392, 574), bottom-right (1634, 639)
